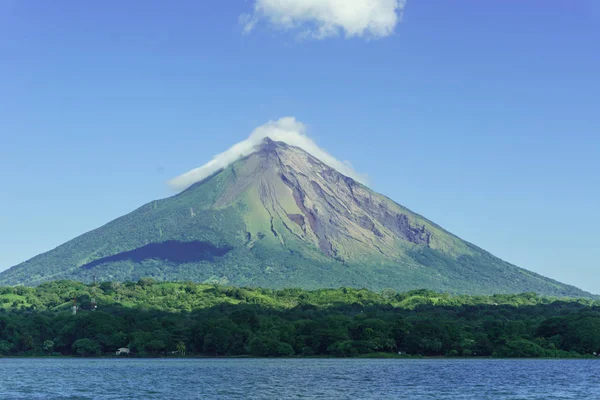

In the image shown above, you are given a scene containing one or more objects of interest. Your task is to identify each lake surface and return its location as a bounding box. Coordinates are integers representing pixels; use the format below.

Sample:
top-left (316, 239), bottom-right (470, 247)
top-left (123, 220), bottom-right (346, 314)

top-left (0, 358), bottom-right (599, 399)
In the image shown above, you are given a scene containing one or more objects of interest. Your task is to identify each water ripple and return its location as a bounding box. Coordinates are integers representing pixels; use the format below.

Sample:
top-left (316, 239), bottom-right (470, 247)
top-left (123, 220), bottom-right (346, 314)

top-left (0, 358), bottom-right (598, 399)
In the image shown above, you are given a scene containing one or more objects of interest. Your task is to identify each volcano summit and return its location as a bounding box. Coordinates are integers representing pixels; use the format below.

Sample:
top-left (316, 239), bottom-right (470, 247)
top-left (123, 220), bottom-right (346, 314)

top-left (0, 137), bottom-right (590, 297)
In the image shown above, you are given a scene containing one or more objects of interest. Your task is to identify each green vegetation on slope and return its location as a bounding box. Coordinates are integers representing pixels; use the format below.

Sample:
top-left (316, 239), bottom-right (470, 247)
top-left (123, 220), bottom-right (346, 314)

top-left (1, 280), bottom-right (599, 358)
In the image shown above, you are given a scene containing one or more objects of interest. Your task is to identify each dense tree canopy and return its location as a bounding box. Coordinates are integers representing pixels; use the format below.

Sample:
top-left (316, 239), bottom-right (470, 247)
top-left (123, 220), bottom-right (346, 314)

top-left (0, 280), bottom-right (599, 358)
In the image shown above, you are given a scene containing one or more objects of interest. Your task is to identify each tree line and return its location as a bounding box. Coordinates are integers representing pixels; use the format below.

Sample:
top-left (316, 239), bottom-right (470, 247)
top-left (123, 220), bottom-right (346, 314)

top-left (1, 279), bottom-right (599, 358)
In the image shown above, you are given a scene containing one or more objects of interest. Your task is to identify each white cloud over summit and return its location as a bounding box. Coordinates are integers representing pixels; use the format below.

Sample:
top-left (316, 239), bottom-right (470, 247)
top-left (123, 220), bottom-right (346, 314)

top-left (168, 117), bottom-right (367, 191)
top-left (241, 0), bottom-right (406, 39)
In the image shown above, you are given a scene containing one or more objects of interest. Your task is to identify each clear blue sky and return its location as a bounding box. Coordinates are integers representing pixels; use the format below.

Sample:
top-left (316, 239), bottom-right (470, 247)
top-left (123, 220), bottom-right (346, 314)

top-left (1, 1), bottom-right (599, 292)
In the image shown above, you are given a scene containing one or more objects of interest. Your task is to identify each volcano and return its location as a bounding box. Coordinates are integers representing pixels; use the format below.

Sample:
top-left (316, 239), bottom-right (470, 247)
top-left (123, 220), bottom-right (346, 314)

top-left (0, 138), bottom-right (590, 296)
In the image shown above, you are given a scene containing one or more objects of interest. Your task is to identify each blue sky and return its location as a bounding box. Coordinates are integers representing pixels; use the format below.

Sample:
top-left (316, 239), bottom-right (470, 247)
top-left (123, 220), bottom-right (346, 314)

top-left (1, 1), bottom-right (599, 292)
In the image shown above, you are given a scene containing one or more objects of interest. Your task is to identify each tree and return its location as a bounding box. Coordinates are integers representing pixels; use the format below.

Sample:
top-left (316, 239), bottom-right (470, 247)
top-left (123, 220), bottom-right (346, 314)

top-left (328, 341), bottom-right (359, 357)
top-left (20, 333), bottom-right (35, 352)
top-left (130, 331), bottom-right (153, 354)
top-left (0, 340), bottom-right (13, 355)
top-left (105, 332), bottom-right (128, 353)
top-left (1, 280), bottom-right (600, 360)
top-left (176, 341), bottom-right (186, 356)
top-left (72, 339), bottom-right (100, 357)
top-left (43, 340), bottom-right (55, 353)
top-left (495, 339), bottom-right (547, 357)
top-left (203, 333), bottom-right (230, 356)
top-left (138, 277), bottom-right (156, 287)
top-left (277, 342), bottom-right (295, 357)
top-left (566, 316), bottom-right (600, 355)
top-left (148, 339), bottom-right (166, 354)
top-left (247, 333), bottom-right (282, 357)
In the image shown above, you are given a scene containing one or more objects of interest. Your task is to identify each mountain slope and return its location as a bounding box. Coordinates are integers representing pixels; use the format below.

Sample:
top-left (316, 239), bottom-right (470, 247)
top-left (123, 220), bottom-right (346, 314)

top-left (0, 138), bottom-right (591, 297)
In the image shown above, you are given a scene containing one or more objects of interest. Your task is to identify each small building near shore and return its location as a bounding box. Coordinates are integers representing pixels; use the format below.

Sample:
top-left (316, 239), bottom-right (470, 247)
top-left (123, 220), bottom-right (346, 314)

top-left (116, 348), bottom-right (130, 355)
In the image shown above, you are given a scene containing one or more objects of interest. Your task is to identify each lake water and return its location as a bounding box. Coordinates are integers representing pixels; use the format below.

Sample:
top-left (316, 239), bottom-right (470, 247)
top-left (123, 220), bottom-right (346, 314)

top-left (0, 358), bottom-right (599, 399)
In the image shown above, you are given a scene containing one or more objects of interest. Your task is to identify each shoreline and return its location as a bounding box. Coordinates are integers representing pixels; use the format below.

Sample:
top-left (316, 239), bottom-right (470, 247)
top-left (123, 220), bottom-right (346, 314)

top-left (2, 354), bottom-right (597, 360)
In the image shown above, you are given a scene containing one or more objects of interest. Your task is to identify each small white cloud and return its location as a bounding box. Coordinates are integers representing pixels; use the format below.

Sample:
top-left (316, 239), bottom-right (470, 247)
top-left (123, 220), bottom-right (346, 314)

top-left (168, 117), bottom-right (367, 191)
top-left (241, 0), bottom-right (406, 39)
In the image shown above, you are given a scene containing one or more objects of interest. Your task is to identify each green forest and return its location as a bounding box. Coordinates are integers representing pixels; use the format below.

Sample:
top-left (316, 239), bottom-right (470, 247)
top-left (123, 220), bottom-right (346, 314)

top-left (1, 280), bottom-right (600, 358)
